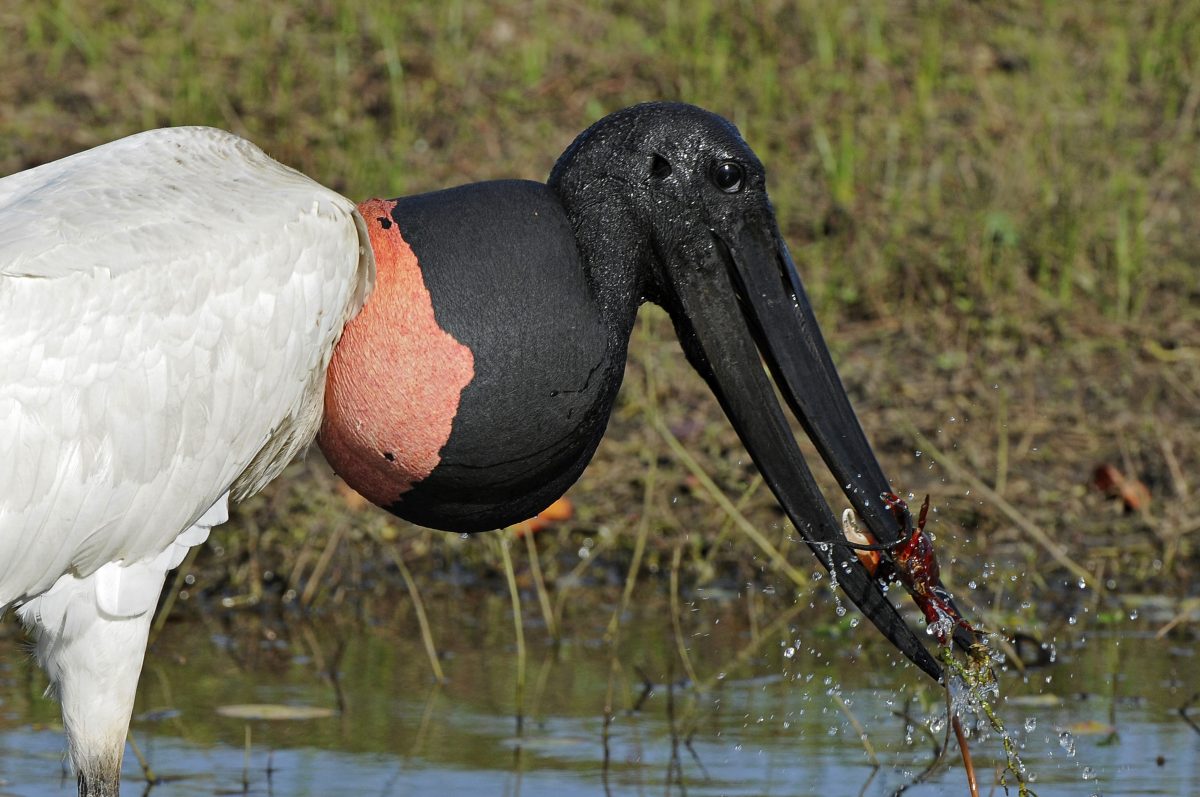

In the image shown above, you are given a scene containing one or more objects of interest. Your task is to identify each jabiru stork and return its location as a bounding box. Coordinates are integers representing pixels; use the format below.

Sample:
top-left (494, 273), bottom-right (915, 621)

top-left (0, 103), bottom-right (970, 796)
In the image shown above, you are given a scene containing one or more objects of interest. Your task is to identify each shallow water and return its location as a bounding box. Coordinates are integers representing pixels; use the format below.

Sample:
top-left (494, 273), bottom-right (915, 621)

top-left (1, 587), bottom-right (1197, 796)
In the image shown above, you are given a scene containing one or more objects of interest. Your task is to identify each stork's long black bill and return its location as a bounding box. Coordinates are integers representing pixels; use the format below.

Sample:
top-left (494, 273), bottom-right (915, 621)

top-left (719, 222), bottom-right (978, 655)
top-left (667, 230), bottom-right (944, 682)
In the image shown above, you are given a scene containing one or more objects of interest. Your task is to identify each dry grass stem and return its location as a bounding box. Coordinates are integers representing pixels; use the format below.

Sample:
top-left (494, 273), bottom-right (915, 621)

top-left (521, 530), bottom-right (558, 641)
top-left (383, 545), bottom-right (446, 684)
top-left (904, 423), bottom-right (1095, 589)
top-left (497, 537), bottom-right (527, 733)
top-left (656, 418), bottom-right (809, 590)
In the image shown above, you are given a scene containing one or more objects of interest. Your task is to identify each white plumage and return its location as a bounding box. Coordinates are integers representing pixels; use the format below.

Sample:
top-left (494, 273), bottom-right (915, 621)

top-left (0, 127), bottom-right (373, 784)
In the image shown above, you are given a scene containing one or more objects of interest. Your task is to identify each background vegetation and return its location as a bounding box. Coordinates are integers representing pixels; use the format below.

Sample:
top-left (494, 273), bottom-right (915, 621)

top-left (2, 0), bottom-right (1198, 642)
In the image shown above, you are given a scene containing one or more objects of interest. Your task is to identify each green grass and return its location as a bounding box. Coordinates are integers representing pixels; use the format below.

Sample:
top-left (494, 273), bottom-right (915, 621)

top-left (3, 2), bottom-right (1196, 321)
top-left (1, 1), bottom-right (1198, 626)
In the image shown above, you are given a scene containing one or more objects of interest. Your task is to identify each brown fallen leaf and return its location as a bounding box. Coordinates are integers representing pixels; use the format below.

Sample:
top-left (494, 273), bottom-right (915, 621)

top-left (1091, 463), bottom-right (1151, 513)
top-left (511, 496), bottom-right (574, 537)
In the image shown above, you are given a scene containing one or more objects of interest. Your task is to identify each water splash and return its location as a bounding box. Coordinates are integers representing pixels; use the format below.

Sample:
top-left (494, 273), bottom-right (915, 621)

top-left (815, 540), bottom-right (849, 619)
top-left (939, 641), bottom-right (1039, 796)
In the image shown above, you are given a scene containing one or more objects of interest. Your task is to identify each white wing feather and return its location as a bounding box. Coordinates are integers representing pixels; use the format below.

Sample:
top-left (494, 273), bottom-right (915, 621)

top-left (0, 127), bottom-right (373, 607)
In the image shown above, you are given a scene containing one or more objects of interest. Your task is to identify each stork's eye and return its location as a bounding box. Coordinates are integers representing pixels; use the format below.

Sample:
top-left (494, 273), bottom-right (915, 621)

top-left (712, 161), bottom-right (744, 193)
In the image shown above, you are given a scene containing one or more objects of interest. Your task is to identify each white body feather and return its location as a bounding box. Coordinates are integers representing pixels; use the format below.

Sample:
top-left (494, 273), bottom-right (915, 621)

top-left (0, 127), bottom-right (374, 779)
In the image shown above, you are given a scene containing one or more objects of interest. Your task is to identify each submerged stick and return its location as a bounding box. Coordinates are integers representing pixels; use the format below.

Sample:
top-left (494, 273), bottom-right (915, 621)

top-left (242, 724), bottom-right (251, 792)
top-left (125, 731), bottom-right (159, 787)
top-left (669, 542), bottom-right (701, 689)
top-left (832, 691), bottom-right (880, 767)
top-left (1155, 596), bottom-right (1200, 639)
top-left (1180, 693), bottom-right (1200, 737)
top-left (951, 715), bottom-right (979, 797)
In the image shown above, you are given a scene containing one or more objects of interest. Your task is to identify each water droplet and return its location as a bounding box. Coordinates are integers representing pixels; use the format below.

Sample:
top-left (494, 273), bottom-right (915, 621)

top-left (1082, 766), bottom-right (1096, 781)
top-left (1024, 717), bottom-right (1037, 732)
top-left (1058, 730), bottom-right (1076, 757)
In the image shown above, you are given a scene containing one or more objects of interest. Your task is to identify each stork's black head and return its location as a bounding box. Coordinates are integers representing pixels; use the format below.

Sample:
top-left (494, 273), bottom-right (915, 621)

top-left (547, 103), bottom-right (974, 679)
top-left (549, 103), bottom-right (775, 310)
top-left (550, 103), bottom-right (764, 292)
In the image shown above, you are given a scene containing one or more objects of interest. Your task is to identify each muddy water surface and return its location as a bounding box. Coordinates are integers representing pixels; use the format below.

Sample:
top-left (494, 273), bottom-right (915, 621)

top-left (1, 587), bottom-right (1197, 796)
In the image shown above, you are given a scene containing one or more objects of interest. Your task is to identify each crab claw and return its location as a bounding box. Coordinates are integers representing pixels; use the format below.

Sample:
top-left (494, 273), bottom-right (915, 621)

top-left (841, 508), bottom-right (881, 576)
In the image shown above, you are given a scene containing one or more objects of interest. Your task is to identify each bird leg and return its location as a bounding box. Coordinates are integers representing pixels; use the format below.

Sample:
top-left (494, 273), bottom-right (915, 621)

top-left (17, 563), bottom-right (165, 797)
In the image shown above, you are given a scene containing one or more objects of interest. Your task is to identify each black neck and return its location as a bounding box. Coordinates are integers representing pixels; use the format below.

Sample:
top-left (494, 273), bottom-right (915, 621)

top-left (375, 179), bottom-right (641, 531)
top-left (548, 167), bottom-right (648, 343)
